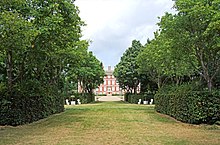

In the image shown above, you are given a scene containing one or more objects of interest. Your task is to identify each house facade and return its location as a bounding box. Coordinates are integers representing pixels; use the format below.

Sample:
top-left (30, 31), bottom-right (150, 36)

top-left (95, 66), bottom-right (124, 96)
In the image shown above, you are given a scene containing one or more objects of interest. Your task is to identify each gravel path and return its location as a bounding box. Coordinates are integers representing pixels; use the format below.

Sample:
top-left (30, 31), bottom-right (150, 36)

top-left (96, 96), bottom-right (124, 101)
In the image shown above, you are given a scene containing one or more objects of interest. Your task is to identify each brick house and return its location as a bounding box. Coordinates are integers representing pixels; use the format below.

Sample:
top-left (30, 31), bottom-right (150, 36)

top-left (95, 66), bottom-right (124, 96)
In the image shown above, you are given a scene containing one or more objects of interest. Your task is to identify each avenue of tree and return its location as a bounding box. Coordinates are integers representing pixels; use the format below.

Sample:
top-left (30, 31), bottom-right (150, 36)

top-left (0, 0), bottom-right (219, 125)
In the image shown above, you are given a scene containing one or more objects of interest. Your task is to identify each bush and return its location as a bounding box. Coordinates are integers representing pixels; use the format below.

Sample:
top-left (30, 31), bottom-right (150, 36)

top-left (96, 93), bottom-right (107, 96)
top-left (68, 93), bottom-right (95, 104)
top-left (155, 84), bottom-right (220, 124)
top-left (0, 93), bottom-right (64, 126)
top-left (125, 93), bottom-right (154, 104)
top-left (112, 94), bottom-right (123, 96)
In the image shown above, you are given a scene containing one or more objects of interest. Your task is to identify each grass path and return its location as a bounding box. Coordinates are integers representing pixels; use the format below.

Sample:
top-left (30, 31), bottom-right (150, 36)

top-left (0, 101), bottom-right (220, 145)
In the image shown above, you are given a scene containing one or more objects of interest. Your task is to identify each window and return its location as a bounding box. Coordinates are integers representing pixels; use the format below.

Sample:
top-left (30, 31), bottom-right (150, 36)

top-left (108, 87), bottom-right (111, 92)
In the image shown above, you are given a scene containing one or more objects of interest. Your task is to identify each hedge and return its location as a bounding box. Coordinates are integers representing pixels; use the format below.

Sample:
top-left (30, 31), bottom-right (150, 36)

top-left (96, 93), bottom-right (107, 96)
top-left (0, 93), bottom-right (64, 126)
top-left (66, 93), bottom-right (95, 104)
top-left (155, 85), bottom-right (220, 124)
top-left (125, 93), bottom-right (154, 104)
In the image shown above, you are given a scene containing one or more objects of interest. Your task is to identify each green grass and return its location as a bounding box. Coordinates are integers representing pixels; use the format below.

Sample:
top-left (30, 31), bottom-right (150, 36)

top-left (0, 101), bottom-right (220, 145)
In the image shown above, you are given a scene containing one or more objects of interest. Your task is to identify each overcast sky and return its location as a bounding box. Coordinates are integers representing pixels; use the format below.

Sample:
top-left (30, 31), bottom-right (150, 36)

top-left (75, 0), bottom-right (175, 69)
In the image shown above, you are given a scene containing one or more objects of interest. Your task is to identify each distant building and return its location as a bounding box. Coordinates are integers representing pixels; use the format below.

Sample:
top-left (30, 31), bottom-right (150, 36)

top-left (95, 66), bottom-right (124, 96)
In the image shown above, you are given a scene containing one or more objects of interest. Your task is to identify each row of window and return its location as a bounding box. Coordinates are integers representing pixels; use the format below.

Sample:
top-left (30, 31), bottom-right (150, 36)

top-left (103, 80), bottom-right (118, 85)
top-left (97, 92), bottom-right (122, 95)
top-left (96, 86), bottom-right (120, 92)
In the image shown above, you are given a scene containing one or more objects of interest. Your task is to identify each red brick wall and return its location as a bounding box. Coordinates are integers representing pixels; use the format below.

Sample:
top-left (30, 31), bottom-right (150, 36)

top-left (96, 74), bottom-right (122, 95)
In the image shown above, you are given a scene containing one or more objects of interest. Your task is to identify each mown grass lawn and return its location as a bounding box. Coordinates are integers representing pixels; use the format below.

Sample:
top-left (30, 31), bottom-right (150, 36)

top-left (0, 101), bottom-right (220, 145)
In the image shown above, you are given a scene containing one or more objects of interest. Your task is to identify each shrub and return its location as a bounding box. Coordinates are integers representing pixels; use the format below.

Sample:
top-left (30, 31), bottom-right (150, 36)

top-left (155, 84), bottom-right (220, 124)
top-left (0, 93), bottom-right (64, 126)
top-left (125, 93), bottom-right (154, 104)
top-left (96, 93), bottom-right (107, 96)
top-left (71, 93), bottom-right (95, 104)
top-left (112, 94), bottom-right (122, 96)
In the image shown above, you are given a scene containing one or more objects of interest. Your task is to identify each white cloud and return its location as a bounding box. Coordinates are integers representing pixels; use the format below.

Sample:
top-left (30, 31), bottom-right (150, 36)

top-left (76, 0), bottom-right (137, 38)
top-left (75, 0), bottom-right (175, 67)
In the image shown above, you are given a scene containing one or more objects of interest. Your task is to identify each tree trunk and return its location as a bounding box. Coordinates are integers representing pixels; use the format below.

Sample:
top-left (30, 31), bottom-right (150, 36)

top-left (176, 76), bottom-right (180, 85)
top-left (7, 49), bottom-right (13, 97)
top-left (157, 76), bottom-right (161, 89)
top-left (207, 78), bottom-right (212, 92)
top-left (134, 87), bottom-right (137, 94)
top-left (197, 50), bottom-right (213, 92)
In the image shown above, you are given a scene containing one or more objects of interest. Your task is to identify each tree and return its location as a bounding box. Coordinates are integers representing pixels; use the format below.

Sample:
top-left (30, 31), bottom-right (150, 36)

top-left (0, 1), bottom-right (37, 96)
top-left (137, 31), bottom-right (197, 89)
top-left (158, 0), bottom-right (220, 91)
top-left (114, 40), bottom-right (143, 94)
top-left (76, 51), bottom-right (105, 95)
top-left (0, 0), bottom-right (89, 125)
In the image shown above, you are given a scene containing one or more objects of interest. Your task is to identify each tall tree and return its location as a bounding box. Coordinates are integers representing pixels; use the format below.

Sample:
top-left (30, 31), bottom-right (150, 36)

top-left (76, 51), bottom-right (105, 95)
top-left (159, 0), bottom-right (220, 91)
top-left (0, 0), bottom-right (37, 96)
top-left (0, 0), bottom-right (89, 125)
top-left (137, 31), bottom-right (196, 89)
top-left (114, 40), bottom-right (143, 94)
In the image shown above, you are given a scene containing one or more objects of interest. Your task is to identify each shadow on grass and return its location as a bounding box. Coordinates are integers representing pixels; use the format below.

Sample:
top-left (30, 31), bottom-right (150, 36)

top-left (28, 107), bottom-right (92, 128)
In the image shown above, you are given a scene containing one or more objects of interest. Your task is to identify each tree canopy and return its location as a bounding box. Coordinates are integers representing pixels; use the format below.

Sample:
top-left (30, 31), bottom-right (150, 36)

top-left (136, 0), bottom-right (220, 92)
top-left (114, 40), bottom-right (143, 94)
top-left (0, 0), bottom-right (104, 125)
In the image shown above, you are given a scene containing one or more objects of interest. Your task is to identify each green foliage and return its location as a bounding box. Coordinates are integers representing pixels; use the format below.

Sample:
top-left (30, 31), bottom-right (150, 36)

top-left (137, 32), bottom-right (197, 88)
top-left (73, 93), bottom-right (95, 104)
top-left (114, 40), bottom-right (143, 94)
top-left (155, 84), bottom-right (220, 124)
top-left (135, 0), bottom-right (220, 125)
top-left (125, 93), bottom-right (154, 104)
top-left (112, 94), bottom-right (121, 96)
top-left (75, 51), bottom-right (105, 95)
top-left (0, 92), bottom-right (64, 126)
top-left (0, 0), bottom-right (98, 126)
top-left (65, 93), bottom-right (95, 104)
top-left (96, 93), bottom-right (107, 96)
top-left (137, 0), bottom-right (220, 91)
top-left (159, 0), bottom-right (220, 91)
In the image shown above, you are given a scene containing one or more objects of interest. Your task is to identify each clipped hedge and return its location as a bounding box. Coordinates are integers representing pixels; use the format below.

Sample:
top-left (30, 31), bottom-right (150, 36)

top-left (125, 93), bottom-right (154, 104)
top-left (68, 93), bottom-right (95, 104)
top-left (155, 85), bottom-right (220, 124)
top-left (0, 93), bottom-right (64, 126)
top-left (96, 93), bottom-right (107, 96)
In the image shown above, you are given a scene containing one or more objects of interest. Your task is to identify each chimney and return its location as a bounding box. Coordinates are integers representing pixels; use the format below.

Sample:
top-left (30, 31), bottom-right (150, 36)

top-left (108, 66), bottom-right (111, 71)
